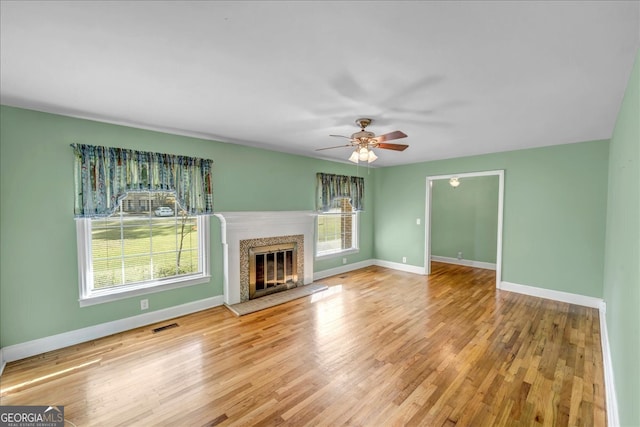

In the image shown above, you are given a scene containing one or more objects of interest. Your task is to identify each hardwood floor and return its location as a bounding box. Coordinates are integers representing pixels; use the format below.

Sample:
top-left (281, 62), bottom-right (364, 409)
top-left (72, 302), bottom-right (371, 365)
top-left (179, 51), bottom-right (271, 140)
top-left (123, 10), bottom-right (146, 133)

top-left (0, 263), bottom-right (606, 426)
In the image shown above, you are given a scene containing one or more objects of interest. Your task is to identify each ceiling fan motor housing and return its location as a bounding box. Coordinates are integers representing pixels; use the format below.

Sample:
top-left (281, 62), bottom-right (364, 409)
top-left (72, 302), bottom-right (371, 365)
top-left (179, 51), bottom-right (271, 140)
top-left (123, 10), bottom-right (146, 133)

top-left (352, 130), bottom-right (376, 140)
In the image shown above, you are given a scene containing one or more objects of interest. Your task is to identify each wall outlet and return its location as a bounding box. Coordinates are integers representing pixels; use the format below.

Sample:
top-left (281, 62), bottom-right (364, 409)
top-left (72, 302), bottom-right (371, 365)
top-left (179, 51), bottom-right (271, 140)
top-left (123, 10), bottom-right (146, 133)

top-left (140, 299), bottom-right (149, 310)
top-left (342, 257), bottom-right (347, 265)
top-left (416, 218), bottom-right (421, 225)
top-left (457, 252), bottom-right (463, 260)
top-left (402, 257), bottom-right (407, 263)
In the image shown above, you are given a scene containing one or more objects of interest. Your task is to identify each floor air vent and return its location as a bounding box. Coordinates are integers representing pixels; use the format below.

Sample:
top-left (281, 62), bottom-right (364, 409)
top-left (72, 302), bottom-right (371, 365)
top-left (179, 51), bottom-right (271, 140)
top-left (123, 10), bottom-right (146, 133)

top-left (152, 323), bottom-right (179, 333)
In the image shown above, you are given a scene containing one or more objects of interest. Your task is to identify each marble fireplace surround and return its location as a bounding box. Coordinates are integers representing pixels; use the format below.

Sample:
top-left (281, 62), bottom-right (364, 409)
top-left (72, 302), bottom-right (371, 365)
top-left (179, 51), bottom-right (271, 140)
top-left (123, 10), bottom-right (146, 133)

top-left (214, 211), bottom-right (316, 305)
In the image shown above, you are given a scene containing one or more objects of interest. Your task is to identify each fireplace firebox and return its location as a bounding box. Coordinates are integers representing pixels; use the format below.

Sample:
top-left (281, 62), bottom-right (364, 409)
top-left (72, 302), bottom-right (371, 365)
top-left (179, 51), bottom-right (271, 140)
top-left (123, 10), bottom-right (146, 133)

top-left (249, 242), bottom-right (298, 299)
top-left (237, 232), bottom-right (306, 303)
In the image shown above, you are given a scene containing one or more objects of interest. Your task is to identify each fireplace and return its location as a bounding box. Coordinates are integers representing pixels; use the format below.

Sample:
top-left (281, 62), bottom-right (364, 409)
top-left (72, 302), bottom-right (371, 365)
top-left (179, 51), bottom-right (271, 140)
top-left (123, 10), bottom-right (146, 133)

top-left (249, 242), bottom-right (298, 299)
top-left (215, 211), bottom-right (316, 305)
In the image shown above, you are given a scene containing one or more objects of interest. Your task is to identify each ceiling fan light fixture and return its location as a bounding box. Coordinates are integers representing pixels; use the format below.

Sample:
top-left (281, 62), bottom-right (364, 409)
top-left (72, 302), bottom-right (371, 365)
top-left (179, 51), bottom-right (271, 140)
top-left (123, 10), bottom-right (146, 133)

top-left (358, 146), bottom-right (370, 161)
top-left (367, 149), bottom-right (378, 163)
top-left (348, 150), bottom-right (360, 163)
top-left (348, 146), bottom-right (378, 164)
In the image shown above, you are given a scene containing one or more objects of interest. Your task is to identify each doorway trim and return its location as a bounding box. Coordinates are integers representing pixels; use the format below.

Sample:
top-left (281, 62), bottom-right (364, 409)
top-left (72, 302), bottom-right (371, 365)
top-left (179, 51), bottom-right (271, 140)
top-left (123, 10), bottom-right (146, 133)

top-left (424, 169), bottom-right (504, 288)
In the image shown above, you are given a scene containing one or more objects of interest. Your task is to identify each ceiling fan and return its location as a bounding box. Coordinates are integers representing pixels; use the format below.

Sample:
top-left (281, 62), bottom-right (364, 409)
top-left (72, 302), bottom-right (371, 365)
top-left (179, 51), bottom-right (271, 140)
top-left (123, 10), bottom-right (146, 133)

top-left (316, 118), bottom-right (408, 163)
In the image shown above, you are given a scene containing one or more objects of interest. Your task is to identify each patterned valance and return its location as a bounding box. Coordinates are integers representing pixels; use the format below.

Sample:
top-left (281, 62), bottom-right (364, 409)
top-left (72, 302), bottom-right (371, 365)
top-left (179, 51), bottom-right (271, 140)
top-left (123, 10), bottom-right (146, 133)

top-left (316, 172), bottom-right (364, 212)
top-left (72, 144), bottom-right (213, 217)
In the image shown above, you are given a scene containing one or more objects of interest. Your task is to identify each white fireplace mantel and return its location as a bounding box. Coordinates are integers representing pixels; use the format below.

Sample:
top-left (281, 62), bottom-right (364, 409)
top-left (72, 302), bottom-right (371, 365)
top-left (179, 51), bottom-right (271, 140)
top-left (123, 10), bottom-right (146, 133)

top-left (214, 211), bottom-right (317, 305)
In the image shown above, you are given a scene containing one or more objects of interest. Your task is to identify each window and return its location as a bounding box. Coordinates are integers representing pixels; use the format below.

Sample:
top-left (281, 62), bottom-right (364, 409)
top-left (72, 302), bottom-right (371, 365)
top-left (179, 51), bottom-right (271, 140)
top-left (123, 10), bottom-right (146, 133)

top-left (76, 191), bottom-right (210, 306)
top-left (71, 144), bottom-right (213, 306)
top-left (316, 198), bottom-right (359, 258)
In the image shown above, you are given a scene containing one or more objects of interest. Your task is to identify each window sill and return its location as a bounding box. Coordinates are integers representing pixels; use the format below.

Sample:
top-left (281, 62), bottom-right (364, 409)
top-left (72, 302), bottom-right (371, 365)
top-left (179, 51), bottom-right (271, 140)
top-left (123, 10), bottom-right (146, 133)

top-left (79, 274), bottom-right (211, 307)
top-left (315, 248), bottom-right (360, 261)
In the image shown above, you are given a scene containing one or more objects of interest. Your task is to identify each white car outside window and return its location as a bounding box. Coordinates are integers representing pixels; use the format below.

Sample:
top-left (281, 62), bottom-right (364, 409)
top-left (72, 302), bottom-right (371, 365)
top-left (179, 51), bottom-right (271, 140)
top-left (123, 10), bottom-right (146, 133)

top-left (154, 207), bottom-right (174, 217)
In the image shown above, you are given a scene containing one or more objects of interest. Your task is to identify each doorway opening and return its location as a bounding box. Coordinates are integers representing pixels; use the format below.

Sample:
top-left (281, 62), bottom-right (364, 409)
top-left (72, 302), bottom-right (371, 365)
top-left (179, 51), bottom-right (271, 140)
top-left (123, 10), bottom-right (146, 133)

top-left (424, 170), bottom-right (504, 288)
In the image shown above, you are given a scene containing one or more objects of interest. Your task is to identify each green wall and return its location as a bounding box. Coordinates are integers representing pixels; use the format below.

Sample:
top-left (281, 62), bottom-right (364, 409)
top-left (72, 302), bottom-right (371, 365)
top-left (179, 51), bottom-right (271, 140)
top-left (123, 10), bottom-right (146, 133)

top-left (603, 52), bottom-right (639, 427)
top-left (0, 105), bottom-right (374, 347)
top-left (374, 140), bottom-right (609, 297)
top-left (431, 176), bottom-right (499, 263)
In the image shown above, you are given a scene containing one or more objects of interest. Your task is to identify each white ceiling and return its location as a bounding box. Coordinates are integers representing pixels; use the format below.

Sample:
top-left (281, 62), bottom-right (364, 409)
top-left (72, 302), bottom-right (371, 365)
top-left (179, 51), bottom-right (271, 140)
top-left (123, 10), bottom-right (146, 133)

top-left (1, 1), bottom-right (638, 167)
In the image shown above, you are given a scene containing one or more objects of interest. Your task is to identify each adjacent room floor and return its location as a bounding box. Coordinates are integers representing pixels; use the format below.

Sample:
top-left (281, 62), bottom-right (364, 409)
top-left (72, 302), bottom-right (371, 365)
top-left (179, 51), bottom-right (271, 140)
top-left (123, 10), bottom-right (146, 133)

top-left (0, 263), bottom-right (606, 426)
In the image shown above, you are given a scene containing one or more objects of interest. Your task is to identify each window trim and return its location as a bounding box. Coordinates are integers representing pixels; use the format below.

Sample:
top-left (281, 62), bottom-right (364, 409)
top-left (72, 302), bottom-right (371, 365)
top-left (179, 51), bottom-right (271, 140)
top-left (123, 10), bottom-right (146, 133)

top-left (76, 216), bottom-right (211, 307)
top-left (314, 210), bottom-right (360, 260)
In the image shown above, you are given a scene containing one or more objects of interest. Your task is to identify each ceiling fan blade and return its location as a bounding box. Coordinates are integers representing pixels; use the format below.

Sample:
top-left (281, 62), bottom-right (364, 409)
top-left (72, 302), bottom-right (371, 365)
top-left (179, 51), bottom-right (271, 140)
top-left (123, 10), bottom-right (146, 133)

top-left (372, 130), bottom-right (407, 143)
top-left (329, 134), bottom-right (352, 139)
top-left (315, 144), bottom-right (354, 151)
top-left (376, 143), bottom-right (409, 151)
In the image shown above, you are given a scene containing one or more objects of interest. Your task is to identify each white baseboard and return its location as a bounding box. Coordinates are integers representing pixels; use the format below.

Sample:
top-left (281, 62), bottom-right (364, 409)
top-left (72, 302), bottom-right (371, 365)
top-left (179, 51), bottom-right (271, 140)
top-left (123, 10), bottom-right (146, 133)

top-left (314, 258), bottom-right (426, 280)
top-left (599, 303), bottom-right (620, 427)
top-left (499, 281), bottom-right (603, 309)
top-left (373, 259), bottom-right (426, 275)
top-left (1, 295), bottom-right (225, 364)
top-left (431, 255), bottom-right (496, 271)
top-left (313, 259), bottom-right (375, 280)
top-left (0, 348), bottom-right (5, 377)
